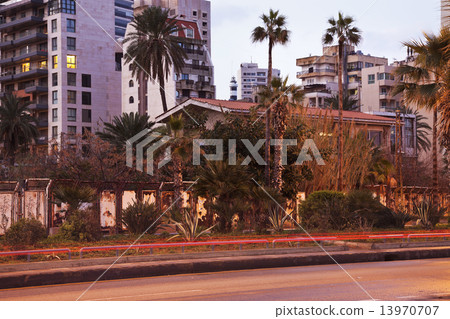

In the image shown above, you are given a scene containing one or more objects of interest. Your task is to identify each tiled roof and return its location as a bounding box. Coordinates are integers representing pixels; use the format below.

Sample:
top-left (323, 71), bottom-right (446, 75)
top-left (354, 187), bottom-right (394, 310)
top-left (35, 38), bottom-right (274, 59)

top-left (191, 98), bottom-right (258, 110)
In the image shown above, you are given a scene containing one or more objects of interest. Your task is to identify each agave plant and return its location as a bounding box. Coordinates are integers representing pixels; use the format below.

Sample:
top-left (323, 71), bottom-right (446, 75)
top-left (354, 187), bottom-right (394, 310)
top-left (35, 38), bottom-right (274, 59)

top-left (413, 199), bottom-right (447, 229)
top-left (390, 208), bottom-right (415, 229)
top-left (267, 206), bottom-right (290, 233)
top-left (168, 207), bottom-right (215, 242)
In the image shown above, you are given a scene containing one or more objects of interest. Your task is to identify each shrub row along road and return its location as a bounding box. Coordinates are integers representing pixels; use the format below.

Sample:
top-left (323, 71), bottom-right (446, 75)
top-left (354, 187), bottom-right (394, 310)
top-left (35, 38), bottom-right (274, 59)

top-left (0, 258), bottom-right (449, 301)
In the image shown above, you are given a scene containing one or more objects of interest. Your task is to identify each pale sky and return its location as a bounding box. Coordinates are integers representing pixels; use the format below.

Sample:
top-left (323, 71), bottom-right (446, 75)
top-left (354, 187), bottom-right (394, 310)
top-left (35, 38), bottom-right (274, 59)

top-left (211, 0), bottom-right (442, 99)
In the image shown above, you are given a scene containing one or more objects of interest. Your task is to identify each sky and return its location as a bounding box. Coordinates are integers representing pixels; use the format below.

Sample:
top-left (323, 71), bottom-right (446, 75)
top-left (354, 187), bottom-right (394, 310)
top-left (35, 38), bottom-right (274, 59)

top-left (210, 0), bottom-right (442, 100)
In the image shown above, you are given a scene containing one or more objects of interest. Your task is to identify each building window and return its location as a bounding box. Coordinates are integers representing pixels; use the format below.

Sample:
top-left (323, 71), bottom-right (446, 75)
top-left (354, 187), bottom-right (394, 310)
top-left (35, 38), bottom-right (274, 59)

top-left (52, 91), bottom-right (58, 104)
top-left (202, 22), bottom-right (207, 27)
top-left (67, 19), bottom-right (76, 32)
top-left (129, 96), bottom-right (134, 104)
top-left (67, 72), bottom-right (76, 86)
top-left (67, 90), bottom-right (76, 104)
top-left (202, 31), bottom-right (207, 36)
top-left (61, 0), bottom-right (76, 14)
top-left (52, 108), bottom-right (58, 122)
top-left (67, 125), bottom-right (76, 135)
top-left (51, 19), bottom-right (57, 32)
top-left (52, 37), bottom-right (57, 51)
top-left (52, 126), bottom-right (58, 138)
top-left (52, 73), bottom-right (58, 86)
top-left (82, 92), bottom-right (91, 105)
top-left (21, 63), bottom-right (30, 73)
top-left (405, 119), bottom-right (414, 148)
top-left (82, 109), bottom-right (91, 123)
top-left (380, 87), bottom-right (387, 95)
top-left (67, 108), bottom-right (76, 121)
top-left (81, 74), bottom-right (91, 87)
top-left (185, 28), bottom-right (194, 38)
top-left (368, 74), bottom-right (375, 84)
top-left (129, 80), bottom-right (134, 87)
top-left (67, 37), bottom-right (76, 50)
top-left (193, 11), bottom-right (197, 16)
top-left (67, 55), bottom-right (76, 69)
top-left (202, 13), bottom-right (207, 18)
top-left (52, 55), bottom-right (58, 69)
top-left (181, 74), bottom-right (189, 80)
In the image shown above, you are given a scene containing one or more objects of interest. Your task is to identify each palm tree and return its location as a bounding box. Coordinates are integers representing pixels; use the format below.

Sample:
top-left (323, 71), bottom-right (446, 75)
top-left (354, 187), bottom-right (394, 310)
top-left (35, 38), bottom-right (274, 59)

top-left (393, 29), bottom-right (450, 197)
top-left (324, 93), bottom-right (358, 111)
top-left (322, 12), bottom-right (362, 191)
top-left (0, 94), bottom-right (38, 165)
top-left (123, 6), bottom-right (186, 114)
top-left (252, 9), bottom-right (290, 186)
top-left (259, 77), bottom-right (303, 190)
top-left (96, 112), bottom-right (154, 149)
top-left (401, 107), bottom-right (432, 153)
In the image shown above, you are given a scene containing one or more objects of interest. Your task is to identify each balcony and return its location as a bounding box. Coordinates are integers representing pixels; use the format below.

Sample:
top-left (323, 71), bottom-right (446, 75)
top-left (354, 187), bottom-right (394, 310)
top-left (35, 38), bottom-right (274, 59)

top-left (0, 50), bottom-right (47, 66)
top-left (28, 102), bottom-right (48, 110)
top-left (176, 79), bottom-right (195, 90)
top-left (0, 66), bottom-right (48, 82)
top-left (37, 119), bottom-right (48, 128)
top-left (0, 0), bottom-right (44, 14)
top-left (297, 68), bottom-right (336, 78)
top-left (0, 32), bottom-right (47, 49)
top-left (0, 15), bottom-right (45, 32)
top-left (195, 81), bottom-right (214, 92)
top-left (25, 85), bottom-right (47, 93)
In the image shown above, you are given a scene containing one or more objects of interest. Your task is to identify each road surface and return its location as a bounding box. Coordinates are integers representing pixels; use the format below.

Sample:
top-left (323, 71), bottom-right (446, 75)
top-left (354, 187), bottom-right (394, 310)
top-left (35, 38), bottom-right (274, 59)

top-left (0, 258), bottom-right (449, 301)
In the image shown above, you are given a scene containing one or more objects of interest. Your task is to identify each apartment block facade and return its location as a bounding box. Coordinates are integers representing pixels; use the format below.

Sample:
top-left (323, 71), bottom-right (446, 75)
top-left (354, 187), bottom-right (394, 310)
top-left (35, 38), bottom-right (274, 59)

top-left (0, 0), bottom-right (124, 147)
top-left (123, 0), bottom-right (214, 119)
top-left (296, 45), bottom-right (387, 109)
top-left (236, 62), bottom-right (280, 101)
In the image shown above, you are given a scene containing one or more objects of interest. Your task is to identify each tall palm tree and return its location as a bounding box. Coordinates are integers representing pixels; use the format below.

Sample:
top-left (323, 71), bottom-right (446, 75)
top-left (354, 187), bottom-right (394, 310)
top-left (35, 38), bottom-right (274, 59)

top-left (0, 94), bottom-right (38, 165)
top-left (259, 77), bottom-right (303, 190)
top-left (323, 12), bottom-right (362, 191)
top-left (324, 93), bottom-right (358, 111)
top-left (96, 112), bottom-right (154, 149)
top-left (124, 6), bottom-right (186, 114)
top-left (252, 9), bottom-right (290, 186)
top-left (393, 29), bottom-right (450, 197)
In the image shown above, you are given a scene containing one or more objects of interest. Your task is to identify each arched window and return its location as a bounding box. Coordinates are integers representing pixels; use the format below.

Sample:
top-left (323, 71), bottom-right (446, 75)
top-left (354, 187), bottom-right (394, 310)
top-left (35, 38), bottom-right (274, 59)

top-left (129, 80), bottom-right (134, 87)
top-left (129, 96), bottom-right (134, 104)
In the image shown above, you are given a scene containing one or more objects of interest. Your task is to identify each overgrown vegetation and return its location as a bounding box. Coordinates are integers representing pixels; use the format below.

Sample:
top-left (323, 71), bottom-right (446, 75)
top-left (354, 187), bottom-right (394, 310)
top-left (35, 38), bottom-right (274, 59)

top-left (122, 200), bottom-right (162, 235)
top-left (4, 219), bottom-right (47, 249)
top-left (59, 209), bottom-right (101, 242)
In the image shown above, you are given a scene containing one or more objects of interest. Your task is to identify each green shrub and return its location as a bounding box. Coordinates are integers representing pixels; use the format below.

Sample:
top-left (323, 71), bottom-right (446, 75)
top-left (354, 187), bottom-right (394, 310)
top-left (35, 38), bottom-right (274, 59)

top-left (345, 189), bottom-right (397, 229)
top-left (60, 209), bottom-right (101, 242)
top-left (300, 191), bottom-right (347, 231)
top-left (168, 207), bottom-right (215, 242)
top-left (4, 219), bottom-right (47, 249)
top-left (413, 199), bottom-right (447, 229)
top-left (122, 200), bottom-right (162, 235)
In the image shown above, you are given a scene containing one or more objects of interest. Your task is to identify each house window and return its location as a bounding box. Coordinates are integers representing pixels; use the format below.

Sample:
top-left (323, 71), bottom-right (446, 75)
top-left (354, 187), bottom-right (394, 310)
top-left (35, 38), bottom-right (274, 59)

top-left (67, 72), bottom-right (76, 86)
top-left (129, 80), bottom-right (134, 87)
top-left (380, 88), bottom-right (387, 95)
top-left (67, 19), bottom-right (76, 32)
top-left (368, 74), bottom-right (375, 84)
top-left (52, 126), bottom-right (58, 138)
top-left (405, 119), bottom-right (414, 148)
top-left (52, 37), bottom-right (57, 51)
top-left (193, 11), bottom-right (197, 16)
top-left (21, 63), bottom-right (30, 73)
top-left (67, 37), bottom-right (76, 50)
top-left (67, 90), bottom-right (76, 104)
top-left (81, 74), bottom-right (91, 87)
top-left (52, 73), bottom-right (58, 86)
top-left (185, 28), bottom-right (194, 38)
top-left (129, 96), bottom-right (134, 104)
top-left (61, 0), bottom-right (76, 14)
top-left (67, 55), bottom-right (76, 69)
top-left (82, 109), bottom-right (91, 123)
top-left (82, 92), bottom-right (91, 105)
top-left (51, 19), bottom-right (57, 32)
top-left (52, 108), bottom-right (58, 122)
top-left (202, 13), bottom-right (207, 18)
top-left (67, 108), bottom-right (76, 121)
top-left (52, 55), bottom-right (58, 69)
top-left (67, 125), bottom-right (76, 135)
top-left (52, 91), bottom-right (58, 104)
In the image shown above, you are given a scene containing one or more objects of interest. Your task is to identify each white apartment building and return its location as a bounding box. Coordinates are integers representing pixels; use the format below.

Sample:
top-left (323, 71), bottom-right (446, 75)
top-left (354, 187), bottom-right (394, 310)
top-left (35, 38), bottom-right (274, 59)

top-left (122, 0), bottom-right (214, 119)
top-left (237, 62), bottom-right (280, 101)
top-left (0, 0), bottom-right (127, 148)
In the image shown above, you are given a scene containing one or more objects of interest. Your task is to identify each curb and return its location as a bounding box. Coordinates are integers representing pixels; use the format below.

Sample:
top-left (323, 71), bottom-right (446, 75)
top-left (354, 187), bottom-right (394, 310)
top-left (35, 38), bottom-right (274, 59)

top-left (0, 247), bottom-right (449, 289)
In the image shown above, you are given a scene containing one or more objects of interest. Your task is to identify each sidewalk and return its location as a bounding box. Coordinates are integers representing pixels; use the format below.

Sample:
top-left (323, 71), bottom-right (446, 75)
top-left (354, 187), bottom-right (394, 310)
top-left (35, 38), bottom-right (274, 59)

top-left (0, 245), bottom-right (449, 289)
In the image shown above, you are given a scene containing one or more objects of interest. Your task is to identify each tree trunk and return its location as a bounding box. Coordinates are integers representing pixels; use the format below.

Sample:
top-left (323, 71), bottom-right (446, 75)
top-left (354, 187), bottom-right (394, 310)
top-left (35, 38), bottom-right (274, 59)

top-left (433, 109), bottom-right (438, 202)
top-left (272, 102), bottom-right (286, 191)
top-left (265, 40), bottom-right (273, 186)
top-left (173, 155), bottom-right (183, 210)
top-left (338, 41), bottom-right (344, 192)
top-left (138, 73), bottom-right (148, 115)
top-left (159, 73), bottom-right (168, 113)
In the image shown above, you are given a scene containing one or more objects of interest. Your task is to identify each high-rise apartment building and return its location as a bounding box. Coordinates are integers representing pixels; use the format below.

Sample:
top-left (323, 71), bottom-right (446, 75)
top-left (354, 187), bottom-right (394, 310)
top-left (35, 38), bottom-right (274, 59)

top-left (442, 0), bottom-right (450, 27)
top-left (237, 62), bottom-right (280, 101)
top-left (122, 0), bottom-right (214, 118)
top-left (296, 45), bottom-right (387, 109)
top-left (0, 0), bottom-right (126, 147)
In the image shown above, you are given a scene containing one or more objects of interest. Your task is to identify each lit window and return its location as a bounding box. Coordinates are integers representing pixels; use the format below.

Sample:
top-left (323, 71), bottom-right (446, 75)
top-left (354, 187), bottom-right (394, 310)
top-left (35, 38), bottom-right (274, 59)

top-left (67, 90), bottom-right (76, 104)
top-left (21, 63), bottom-right (30, 73)
top-left (52, 55), bottom-right (58, 69)
top-left (67, 108), bottom-right (76, 121)
top-left (39, 60), bottom-right (47, 69)
top-left (67, 55), bottom-right (76, 69)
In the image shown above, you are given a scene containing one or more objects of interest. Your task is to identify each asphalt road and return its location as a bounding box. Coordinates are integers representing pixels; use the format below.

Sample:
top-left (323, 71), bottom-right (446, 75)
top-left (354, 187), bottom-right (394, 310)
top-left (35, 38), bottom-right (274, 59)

top-left (0, 258), bottom-right (449, 301)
